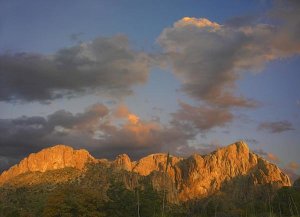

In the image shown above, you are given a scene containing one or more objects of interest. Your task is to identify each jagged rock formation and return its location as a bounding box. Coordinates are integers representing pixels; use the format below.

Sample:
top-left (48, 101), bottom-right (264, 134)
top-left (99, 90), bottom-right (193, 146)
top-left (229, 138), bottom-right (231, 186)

top-left (0, 141), bottom-right (291, 201)
top-left (0, 145), bottom-right (96, 185)
top-left (113, 154), bottom-right (133, 171)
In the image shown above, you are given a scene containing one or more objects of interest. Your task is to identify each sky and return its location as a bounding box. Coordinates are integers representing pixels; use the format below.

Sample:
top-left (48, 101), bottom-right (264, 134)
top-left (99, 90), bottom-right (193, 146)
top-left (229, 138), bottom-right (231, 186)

top-left (0, 0), bottom-right (299, 180)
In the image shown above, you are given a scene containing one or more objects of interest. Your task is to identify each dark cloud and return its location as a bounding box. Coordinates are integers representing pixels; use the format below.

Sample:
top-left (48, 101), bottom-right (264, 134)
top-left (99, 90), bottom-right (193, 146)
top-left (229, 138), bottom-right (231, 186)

top-left (171, 101), bottom-right (234, 131)
top-left (0, 35), bottom-right (150, 102)
top-left (0, 103), bottom-right (200, 171)
top-left (258, 121), bottom-right (294, 133)
top-left (0, 103), bottom-right (109, 161)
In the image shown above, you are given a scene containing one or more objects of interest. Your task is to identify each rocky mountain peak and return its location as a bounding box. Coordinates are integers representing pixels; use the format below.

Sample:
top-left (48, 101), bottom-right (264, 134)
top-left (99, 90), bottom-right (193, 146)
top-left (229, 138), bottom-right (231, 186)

top-left (0, 144), bottom-right (95, 185)
top-left (113, 154), bottom-right (132, 171)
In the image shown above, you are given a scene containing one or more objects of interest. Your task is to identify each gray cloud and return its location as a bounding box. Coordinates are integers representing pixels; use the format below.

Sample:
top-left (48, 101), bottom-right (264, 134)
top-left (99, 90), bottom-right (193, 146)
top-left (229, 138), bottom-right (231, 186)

top-left (282, 168), bottom-right (299, 182)
top-left (158, 1), bottom-right (300, 108)
top-left (253, 148), bottom-right (268, 156)
top-left (171, 101), bottom-right (233, 131)
top-left (0, 35), bottom-right (150, 102)
top-left (253, 149), bottom-right (281, 163)
top-left (0, 103), bottom-right (200, 171)
top-left (0, 103), bottom-right (109, 160)
top-left (258, 120), bottom-right (294, 133)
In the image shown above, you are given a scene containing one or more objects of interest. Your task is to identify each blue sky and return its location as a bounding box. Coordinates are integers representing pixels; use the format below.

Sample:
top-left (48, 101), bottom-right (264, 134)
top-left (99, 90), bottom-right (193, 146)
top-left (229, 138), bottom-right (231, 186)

top-left (0, 0), bottom-right (299, 180)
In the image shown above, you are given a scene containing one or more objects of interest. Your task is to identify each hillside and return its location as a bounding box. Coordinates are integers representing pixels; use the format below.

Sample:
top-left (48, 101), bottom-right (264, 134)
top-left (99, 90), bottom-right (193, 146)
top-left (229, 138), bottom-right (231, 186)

top-left (0, 141), bottom-right (297, 217)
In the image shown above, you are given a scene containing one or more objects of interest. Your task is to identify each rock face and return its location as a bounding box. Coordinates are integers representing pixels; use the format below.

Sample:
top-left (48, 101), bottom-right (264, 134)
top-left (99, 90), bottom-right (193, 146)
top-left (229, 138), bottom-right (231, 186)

top-left (128, 141), bottom-right (290, 201)
top-left (0, 145), bottom-right (95, 185)
top-left (0, 141), bottom-right (291, 201)
top-left (113, 154), bottom-right (133, 171)
top-left (162, 141), bottom-right (291, 201)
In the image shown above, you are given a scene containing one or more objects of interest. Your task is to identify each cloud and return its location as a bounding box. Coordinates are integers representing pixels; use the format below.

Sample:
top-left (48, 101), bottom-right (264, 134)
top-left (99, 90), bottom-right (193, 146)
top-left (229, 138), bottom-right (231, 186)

top-left (0, 103), bottom-right (201, 171)
top-left (0, 35), bottom-right (151, 102)
top-left (266, 152), bottom-right (281, 163)
top-left (258, 120), bottom-right (294, 133)
top-left (158, 1), bottom-right (300, 108)
top-left (113, 104), bottom-right (140, 124)
top-left (0, 103), bottom-right (109, 160)
top-left (171, 101), bottom-right (233, 131)
top-left (287, 161), bottom-right (300, 170)
top-left (174, 143), bottom-right (220, 156)
top-left (283, 160), bottom-right (300, 182)
top-left (253, 148), bottom-right (281, 163)
top-left (253, 148), bottom-right (268, 156)
top-left (174, 17), bottom-right (220, 29)
top-left (282, 168), bottom-right (299, 182)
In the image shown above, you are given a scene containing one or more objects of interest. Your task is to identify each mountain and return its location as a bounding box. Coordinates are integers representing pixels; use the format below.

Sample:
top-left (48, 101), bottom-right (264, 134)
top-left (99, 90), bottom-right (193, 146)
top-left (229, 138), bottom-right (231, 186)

top-left (0, 141), bottom-right (296, 217)
top-left (0, 141), bottom-right (290, 200)
top-left (0, 145), bottom-right (96, 185)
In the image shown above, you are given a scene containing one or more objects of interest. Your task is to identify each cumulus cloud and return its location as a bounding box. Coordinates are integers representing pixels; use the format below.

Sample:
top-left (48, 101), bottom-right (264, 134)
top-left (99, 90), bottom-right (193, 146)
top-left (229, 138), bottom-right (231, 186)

top-left (258, 120), bottom-right (294, 133)
top-left (158, 1), bottom-right (300, 108)
top-left (0, 35), bottom-right (151, 102)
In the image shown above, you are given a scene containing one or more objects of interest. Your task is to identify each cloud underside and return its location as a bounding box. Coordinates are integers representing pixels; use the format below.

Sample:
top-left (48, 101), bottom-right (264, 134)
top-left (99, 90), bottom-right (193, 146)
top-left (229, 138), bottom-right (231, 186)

top-left (0, 35), bottom-right (150, 102)
top-left (258, 121), bottom-right (294, 133)
top-left (0, 103), bottom-right (220, 171)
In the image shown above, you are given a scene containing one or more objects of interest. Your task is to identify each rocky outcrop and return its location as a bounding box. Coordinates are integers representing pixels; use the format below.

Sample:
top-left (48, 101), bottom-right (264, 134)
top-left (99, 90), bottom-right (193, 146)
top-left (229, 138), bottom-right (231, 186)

top-left (0, 145), bottom-right (96, 185)
top-left (113, 154), bottom-right (133, 171)
top-left (133, 153), bottom-right (182, 176)
top-left (171, 141), bottom-right (290, 201)
top-left (129, 141), bottom-right (291, 201)
top-left (0, 141), bottom-right (291, 202)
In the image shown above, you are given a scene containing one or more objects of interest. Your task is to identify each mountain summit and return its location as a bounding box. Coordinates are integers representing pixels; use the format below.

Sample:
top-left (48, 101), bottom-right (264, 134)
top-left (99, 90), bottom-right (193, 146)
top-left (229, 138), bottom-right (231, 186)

top-left (0, 145), bottom-right (96, 185)
top-left (0, 141), bottom-right (291, 201)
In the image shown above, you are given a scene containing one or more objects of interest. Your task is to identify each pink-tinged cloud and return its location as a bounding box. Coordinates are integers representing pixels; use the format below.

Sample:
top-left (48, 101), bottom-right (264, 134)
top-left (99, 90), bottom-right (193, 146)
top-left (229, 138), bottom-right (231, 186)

top-left (172, 101), bottom-right (234, 131)
top-left (0, 103), bottom-right (203, 168)
top-left (158, 1), bottom-right (300, 109)
top-left (174, 17), bottom-right (220, 29)
top-left (266, 153), bottom-right (281, 163)
top-left (287, 161), bottom-right (300, 170)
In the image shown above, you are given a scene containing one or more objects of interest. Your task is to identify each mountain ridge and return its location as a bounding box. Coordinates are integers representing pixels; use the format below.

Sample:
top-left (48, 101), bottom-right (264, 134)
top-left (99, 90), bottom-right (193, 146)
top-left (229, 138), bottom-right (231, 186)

top-left (0, 141), bottom-right (291, 201)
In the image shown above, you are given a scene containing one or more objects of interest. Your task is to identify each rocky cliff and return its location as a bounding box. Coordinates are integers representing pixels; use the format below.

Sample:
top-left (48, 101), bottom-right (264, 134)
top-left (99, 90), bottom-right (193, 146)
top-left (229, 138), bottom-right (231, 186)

top-left (130, 141), bottom-right (290, 201)
top-left (0, 141), bottom-right (291, 201)
top-left (0, 145), bottom-right (96, 185)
